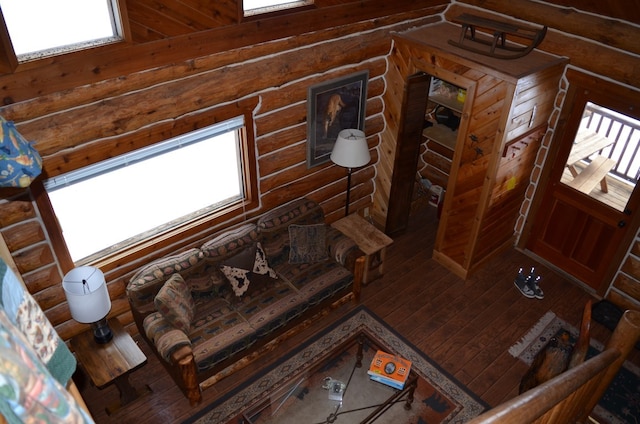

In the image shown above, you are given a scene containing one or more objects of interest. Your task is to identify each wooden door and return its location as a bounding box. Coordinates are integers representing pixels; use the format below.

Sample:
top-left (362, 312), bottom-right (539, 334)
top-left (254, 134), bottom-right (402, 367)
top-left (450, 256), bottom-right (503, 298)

top-left (526, 72), bottom-right (640, 292)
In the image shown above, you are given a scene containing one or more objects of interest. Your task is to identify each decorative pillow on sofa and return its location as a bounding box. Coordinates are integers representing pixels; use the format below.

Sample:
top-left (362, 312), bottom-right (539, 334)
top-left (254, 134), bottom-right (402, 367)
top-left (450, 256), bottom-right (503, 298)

top-left (154, 274), bottom-right (195, 332)
top-left (220, 242), bottom-right (277, 297)
top-left (184, 263), bottom-right (228, 297)
top-left (288, 224), bottom-right (328, 264)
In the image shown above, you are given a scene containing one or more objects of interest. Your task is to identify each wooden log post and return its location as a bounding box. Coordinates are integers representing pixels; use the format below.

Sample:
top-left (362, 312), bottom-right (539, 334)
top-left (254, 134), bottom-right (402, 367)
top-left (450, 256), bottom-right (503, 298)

top-left (578, 309), bottom-right (640, 421)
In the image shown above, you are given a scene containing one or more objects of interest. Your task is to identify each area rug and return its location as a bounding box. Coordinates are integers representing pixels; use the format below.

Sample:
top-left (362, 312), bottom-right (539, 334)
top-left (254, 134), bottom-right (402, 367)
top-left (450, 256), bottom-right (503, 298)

top-left (185, 306), bottom-right (487, 424)
top-left (509, 311), bottom-right (640, 424)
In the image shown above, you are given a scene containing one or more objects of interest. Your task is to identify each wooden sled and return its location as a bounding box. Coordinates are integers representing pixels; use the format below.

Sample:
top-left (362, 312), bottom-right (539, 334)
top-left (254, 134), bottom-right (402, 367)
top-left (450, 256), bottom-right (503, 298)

top-left (449, 13), bottom-right (547, 60)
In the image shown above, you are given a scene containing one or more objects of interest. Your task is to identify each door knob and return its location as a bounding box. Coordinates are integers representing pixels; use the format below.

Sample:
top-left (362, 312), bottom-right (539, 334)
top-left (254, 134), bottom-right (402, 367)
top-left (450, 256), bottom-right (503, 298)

top-left (618, 220), bottom-right (626, 228)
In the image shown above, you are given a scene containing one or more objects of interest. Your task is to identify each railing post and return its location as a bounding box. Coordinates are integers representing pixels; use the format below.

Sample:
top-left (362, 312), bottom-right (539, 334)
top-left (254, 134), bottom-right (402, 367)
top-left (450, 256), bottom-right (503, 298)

top-left (578, 309), bottom-right (640, 422)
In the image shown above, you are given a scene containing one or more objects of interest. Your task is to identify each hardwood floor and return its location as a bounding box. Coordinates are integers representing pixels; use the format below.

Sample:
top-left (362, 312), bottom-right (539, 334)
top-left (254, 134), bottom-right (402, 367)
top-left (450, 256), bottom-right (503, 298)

top-left (76, 204), bottom-right (639, 423)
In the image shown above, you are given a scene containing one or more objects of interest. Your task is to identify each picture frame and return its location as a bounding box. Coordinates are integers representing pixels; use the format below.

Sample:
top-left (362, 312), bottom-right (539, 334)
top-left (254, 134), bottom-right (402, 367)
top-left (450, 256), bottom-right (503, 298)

top-left (307, 70), bottom-right (368, 168)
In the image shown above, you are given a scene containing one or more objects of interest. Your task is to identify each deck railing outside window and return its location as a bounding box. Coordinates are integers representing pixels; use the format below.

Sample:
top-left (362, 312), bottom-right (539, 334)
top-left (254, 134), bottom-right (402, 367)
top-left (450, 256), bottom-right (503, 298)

top-left (582, 103), bottom-right (640, 184)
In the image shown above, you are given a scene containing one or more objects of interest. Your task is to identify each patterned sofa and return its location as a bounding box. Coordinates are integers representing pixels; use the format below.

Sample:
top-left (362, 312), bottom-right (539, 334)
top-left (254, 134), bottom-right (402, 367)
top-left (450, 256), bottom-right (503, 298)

top-left (126, 198), bottom-right (365, 405)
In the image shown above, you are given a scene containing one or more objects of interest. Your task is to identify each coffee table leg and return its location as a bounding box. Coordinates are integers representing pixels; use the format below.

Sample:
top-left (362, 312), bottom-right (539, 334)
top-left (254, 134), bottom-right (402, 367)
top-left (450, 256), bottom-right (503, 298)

top-left (356, 336), bottom-right (364, 368)
top-left (404, 376), bottom-right (418, 410)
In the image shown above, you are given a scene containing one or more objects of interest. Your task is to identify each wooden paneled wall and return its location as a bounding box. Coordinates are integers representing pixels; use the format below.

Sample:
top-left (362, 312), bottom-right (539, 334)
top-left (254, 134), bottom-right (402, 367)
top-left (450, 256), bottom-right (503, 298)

top-left (448, 1), bottom-right (640, 308)
top-left (0, 4), bottom-right (445, 341)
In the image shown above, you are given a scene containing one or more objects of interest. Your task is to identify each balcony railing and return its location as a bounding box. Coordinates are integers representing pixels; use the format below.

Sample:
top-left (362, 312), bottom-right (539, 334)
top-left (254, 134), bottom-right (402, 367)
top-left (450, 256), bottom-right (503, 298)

top-left (581, 103), bottom-right (640, 184)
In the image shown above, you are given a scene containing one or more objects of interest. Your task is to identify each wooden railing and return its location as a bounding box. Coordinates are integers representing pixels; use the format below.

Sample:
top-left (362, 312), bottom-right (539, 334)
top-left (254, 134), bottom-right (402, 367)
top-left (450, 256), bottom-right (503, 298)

top-left (582, 103), bottom-right (640, 184)
top-left (467, 309), bottom-right (640, 424)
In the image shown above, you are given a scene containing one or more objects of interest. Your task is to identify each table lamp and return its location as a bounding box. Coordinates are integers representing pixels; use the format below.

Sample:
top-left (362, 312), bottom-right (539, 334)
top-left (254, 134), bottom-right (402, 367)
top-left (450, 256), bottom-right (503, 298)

top-left (330, 129), bottom-right (370, 216)
top-left (62, 266), bottom-right (113, 344)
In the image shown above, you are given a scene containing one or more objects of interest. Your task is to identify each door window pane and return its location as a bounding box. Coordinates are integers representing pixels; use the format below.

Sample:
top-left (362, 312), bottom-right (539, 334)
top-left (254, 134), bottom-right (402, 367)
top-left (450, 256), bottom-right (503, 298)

top-left (561, 102), bottom-right (640, 212)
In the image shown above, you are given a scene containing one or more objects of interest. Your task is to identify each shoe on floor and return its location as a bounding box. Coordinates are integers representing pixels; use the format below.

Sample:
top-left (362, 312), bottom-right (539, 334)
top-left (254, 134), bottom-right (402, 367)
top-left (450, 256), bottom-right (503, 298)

top-left (530, 275), bottom-right (544, 300)
top-left (514, 273), bottom-right (535, 299)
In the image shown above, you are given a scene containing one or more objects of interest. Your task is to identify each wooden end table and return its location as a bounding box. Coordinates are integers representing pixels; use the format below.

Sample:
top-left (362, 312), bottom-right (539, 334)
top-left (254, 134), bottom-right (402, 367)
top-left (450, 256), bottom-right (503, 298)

top-left (332, 214), bottom-right (394, 284)
top-left (71, 317), bottom-right (151, 415)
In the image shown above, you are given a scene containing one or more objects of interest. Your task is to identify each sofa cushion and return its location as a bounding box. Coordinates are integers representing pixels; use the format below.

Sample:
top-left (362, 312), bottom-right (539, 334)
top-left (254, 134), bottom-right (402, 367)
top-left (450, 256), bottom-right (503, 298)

top-left (184, 262), bottom-right (229, 296)
top-left (190, 297), bottom-right (257, 372)
top-left (239, 280), bottom-right (309, 338)
top-left (201, 223), bottom-right (259, 261)
top-left (277, 260), bottom-right (353, 306)
top-left (154, 274), bottom-right (195, 332)
top-left (220, 243), bottom-right (277, 297)
top-left (127, 248), bottom-right (204, 309)
top-left (257, 198), bottom-right (325, 265)
top-left (288, 224), bottom-right (328, 264)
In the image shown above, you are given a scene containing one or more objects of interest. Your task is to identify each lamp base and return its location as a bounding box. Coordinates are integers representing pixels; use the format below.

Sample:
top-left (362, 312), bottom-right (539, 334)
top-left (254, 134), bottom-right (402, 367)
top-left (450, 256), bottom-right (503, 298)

top-left (91, 317), bottom-right (113, 344)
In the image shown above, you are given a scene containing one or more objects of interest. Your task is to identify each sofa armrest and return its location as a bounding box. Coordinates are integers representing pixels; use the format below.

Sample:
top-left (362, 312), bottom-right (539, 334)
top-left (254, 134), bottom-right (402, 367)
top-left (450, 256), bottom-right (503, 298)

top-left (144, 313), bottom-right (202, 405)
top-left (143, 312), bottom-right (192, 363)
top-left (326, 226), bottom-right (365, 271)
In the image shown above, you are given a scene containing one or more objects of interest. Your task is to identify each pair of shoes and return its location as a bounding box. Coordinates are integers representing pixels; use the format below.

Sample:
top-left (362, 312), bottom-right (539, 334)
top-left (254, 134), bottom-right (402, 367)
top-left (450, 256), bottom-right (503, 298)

top-left (514, 268), bottom-right (535, 298)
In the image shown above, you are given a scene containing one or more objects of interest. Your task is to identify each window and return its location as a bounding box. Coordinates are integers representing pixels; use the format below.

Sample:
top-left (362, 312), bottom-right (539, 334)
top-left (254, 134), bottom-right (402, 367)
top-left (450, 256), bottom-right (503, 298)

top-left (560, 102), bottom-right (640, 212)
top-left (44, 117), bottom-right (249, 264)
top-left (0, 0), bottom-right (123, 62)
top-left (243, 0), bottom-right (313, 17)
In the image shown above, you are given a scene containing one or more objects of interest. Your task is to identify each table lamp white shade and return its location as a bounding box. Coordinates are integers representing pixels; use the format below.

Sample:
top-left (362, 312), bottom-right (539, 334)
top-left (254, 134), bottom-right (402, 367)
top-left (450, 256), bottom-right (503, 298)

top-left (62, 266), bottom-right (111, 324)
top-left (330, 129), bottom-right (370, 168)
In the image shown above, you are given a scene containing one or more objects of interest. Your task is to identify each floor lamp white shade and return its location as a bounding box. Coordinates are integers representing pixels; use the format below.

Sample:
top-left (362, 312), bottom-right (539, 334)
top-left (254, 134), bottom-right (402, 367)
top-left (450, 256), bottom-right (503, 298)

top-left (330, 129), bottom-right (371, 216)
top-left (330, 129), bottom-right (370, 168)
top-left (62, 266), bottom-right (111, 324)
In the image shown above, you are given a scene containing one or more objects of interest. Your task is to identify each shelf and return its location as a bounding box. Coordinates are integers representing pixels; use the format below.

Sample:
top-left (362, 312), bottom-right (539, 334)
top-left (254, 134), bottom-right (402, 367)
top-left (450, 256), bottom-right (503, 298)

top-left (423, 124), bottom-right (458, 150)
top-left (429, 93), bottom-right (465, 113)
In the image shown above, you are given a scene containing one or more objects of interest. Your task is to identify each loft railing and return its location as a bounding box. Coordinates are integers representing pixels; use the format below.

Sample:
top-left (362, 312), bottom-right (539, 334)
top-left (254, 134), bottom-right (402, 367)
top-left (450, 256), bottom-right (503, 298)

top-left (582, 103), bottom-right (640, 184)
top-left (467, 309), bottom-right (640, 424)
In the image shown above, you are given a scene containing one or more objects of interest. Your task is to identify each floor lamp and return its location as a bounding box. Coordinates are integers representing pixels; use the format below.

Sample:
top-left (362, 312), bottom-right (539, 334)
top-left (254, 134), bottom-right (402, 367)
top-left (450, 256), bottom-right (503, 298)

top-left (330, 129), bottom-right (371, 216)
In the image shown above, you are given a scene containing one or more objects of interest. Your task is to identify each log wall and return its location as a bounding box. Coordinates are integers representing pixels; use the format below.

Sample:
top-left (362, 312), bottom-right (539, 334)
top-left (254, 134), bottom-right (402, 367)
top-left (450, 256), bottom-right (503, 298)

top-left (1, 0), bottom-right (640, 344)
top-left (0, 3), bottom-right (445, 341)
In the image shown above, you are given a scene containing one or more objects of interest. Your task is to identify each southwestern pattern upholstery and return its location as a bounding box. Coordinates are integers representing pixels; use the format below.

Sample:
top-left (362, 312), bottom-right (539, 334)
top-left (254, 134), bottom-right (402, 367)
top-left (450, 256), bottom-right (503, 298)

top-left (154, 274), bottom-right (194, 332)
top-left (288, 224), bottom-right (328, 264)
top-left (126, 198), bottom-right (365, 405)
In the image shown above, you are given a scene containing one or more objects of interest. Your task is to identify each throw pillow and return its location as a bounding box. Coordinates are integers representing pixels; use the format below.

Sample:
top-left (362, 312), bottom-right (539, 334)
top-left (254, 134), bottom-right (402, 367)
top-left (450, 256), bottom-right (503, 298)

top-left (220, 265), bottom-right (252, 297)
top-left (154, 274), bottom-right (195, 332)
top-left (220, 242), bottom-right (277, 297)
top-left (253, 242), bottom-right (277, 278)
top-left (288, 224), bottom-right (328, 264)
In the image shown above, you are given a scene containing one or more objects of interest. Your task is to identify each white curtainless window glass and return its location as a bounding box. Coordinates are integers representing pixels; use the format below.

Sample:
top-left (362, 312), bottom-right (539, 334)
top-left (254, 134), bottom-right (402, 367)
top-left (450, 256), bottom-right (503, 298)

top-left (243, 0), bottom-right (313, 16)
top-left (44, 117), bottom-right (245, 264)
top-left (0, 0), bottom-right (123, 61)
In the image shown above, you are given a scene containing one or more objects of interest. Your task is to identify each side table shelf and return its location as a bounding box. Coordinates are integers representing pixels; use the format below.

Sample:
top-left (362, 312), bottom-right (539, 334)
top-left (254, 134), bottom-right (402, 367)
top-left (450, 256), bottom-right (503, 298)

top-left (332, 214), bottom-right (394, 284)
top-left (71, 317), bottom-right (151, 415)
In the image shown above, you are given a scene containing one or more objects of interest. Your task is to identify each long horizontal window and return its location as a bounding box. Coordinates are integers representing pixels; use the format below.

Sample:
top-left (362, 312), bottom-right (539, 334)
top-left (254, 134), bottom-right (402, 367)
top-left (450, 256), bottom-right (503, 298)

top-left (45, 116), bottom-right (246, 264)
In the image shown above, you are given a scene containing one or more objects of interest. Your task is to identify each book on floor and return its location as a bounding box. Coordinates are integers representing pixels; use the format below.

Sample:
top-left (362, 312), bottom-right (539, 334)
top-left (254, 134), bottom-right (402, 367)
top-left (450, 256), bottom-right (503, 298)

top-left (367, 350), bottom-right (412, 389)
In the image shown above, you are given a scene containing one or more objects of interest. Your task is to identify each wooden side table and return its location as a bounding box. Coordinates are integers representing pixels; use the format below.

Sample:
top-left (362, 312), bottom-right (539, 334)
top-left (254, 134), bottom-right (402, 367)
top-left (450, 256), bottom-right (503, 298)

top-left (71, 317), bottom-right (150, 415)
top-left (332, 214), bottom-right (394, 284)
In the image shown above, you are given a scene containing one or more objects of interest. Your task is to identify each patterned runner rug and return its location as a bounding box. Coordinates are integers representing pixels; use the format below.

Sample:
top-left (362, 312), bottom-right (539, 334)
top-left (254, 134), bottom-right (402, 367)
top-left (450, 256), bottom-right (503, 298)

top-left (509, 311), bottom-right (640, 424)
top-left (186, 306), bottom-right (487, 424)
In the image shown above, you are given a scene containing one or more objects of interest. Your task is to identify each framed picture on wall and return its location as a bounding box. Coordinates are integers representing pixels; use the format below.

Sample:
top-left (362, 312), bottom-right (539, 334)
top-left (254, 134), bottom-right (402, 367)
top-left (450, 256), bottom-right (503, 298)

top-left (307, 70), bottom-right (368, 168)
